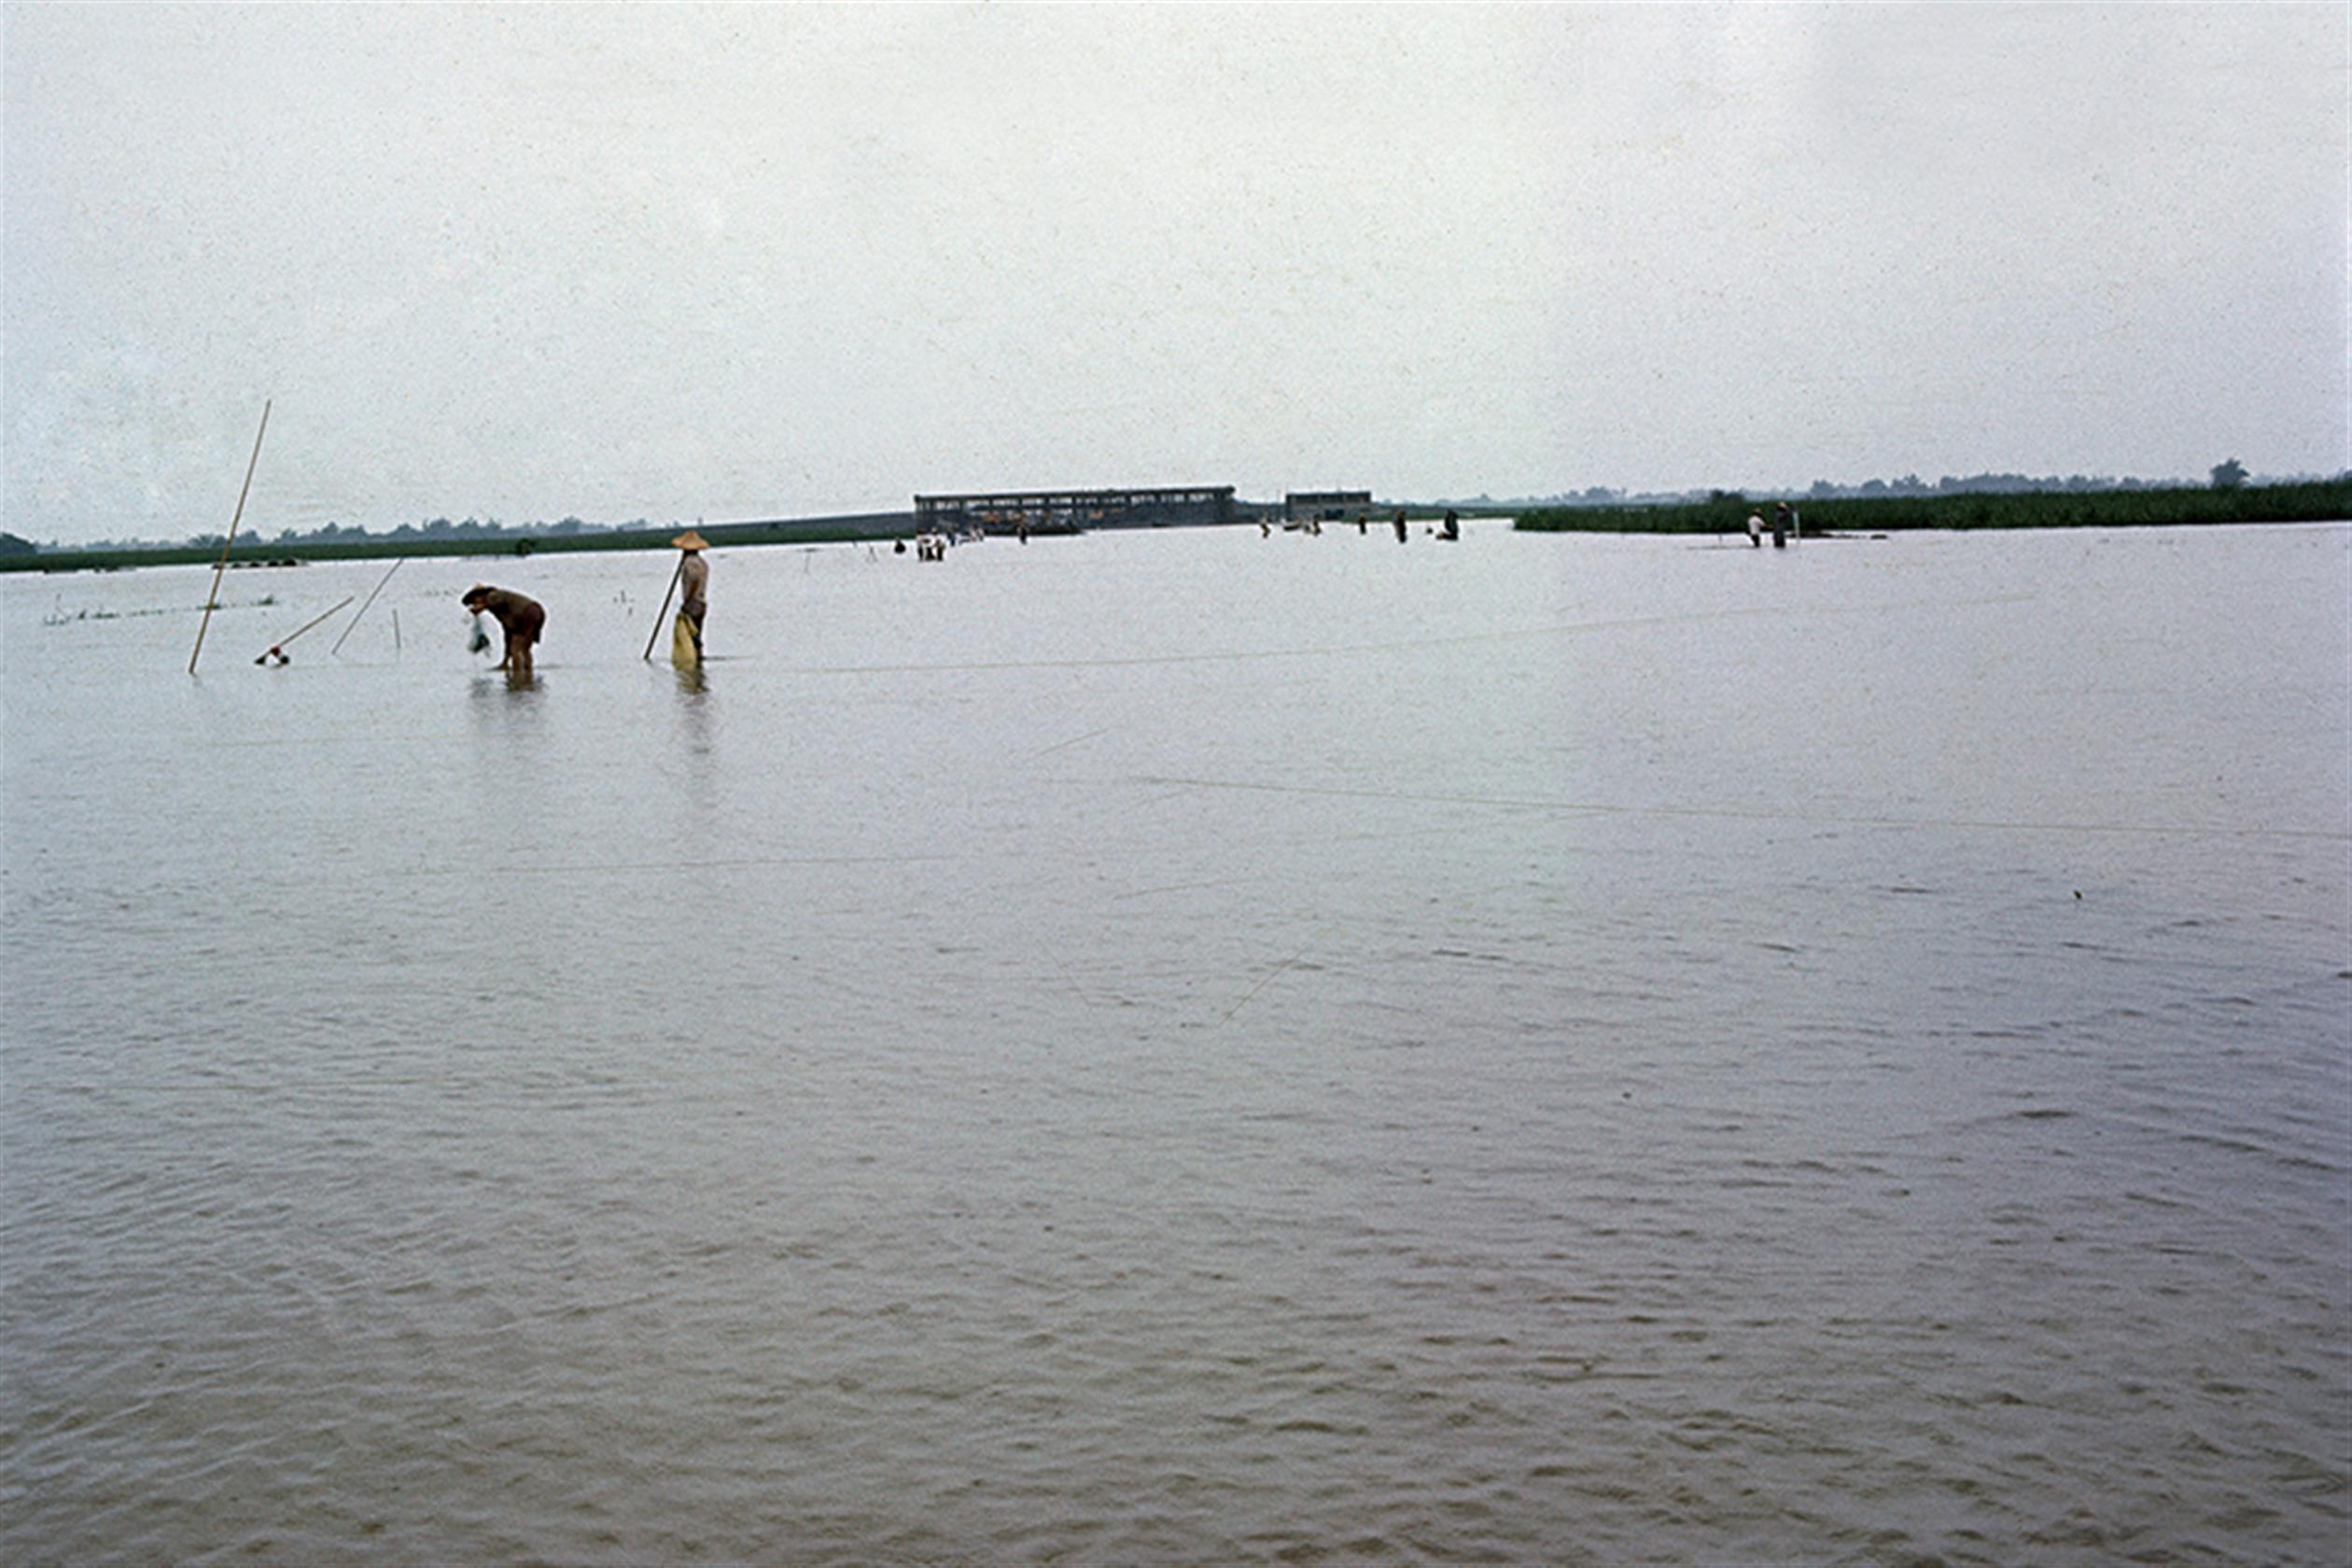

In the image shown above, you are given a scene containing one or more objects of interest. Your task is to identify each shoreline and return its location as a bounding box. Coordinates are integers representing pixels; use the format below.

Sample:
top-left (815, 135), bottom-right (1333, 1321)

top-left (7, 482), bottom-right (2347, 575)
top-left (1513, 479), bottom-right (2351, 537)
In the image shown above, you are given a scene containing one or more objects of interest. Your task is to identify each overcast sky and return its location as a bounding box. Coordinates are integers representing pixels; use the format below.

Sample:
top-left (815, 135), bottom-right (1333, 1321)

top-left (5, 3), bottom-right (2345, 543)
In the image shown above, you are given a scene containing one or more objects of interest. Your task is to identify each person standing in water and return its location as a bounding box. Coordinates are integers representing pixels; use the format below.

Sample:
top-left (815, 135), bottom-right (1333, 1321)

top-left (671, 530), bottom-right (709, 667)
top-left (460, 584), bottom-right (545, 676)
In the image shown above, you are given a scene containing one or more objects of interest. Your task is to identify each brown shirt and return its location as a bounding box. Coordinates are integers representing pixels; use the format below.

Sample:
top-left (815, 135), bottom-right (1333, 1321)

top-left (475, 588), bottom-right (545, 638)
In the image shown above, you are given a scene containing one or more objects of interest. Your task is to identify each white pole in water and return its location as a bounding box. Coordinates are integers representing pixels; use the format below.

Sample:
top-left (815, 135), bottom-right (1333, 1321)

top-left (331, 555), bottom-right (406, 654)
top-left (189, 399), bottom-right (272, 675)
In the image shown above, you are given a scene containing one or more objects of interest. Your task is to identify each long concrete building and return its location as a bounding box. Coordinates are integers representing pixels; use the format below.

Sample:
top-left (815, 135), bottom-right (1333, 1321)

top-left (914, 486), bottom-right (1237, 534)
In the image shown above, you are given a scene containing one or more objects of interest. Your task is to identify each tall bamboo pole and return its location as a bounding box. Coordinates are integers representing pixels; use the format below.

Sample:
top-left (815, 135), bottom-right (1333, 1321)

top-left (641, 553), bottom-right (685, 662)
top-left (330, 556), bottom-right (405, 654)
top-left (188, 399), bottom-right (272, 675)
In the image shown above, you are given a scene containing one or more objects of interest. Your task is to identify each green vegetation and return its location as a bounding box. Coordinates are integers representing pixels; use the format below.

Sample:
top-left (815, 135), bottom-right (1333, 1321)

top-left (1, 515), bottom-right (915, 576)
top-left (16, 481), bottom-right (2348, 573)
top-left (1513, 481), bottom-right (2352, 536)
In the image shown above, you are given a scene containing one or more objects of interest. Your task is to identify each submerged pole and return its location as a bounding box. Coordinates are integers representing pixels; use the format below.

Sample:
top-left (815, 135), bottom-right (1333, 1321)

top-left (189, 399), bottom-right (272, 676)
top-left (330, 556), bottom-right (405, 654)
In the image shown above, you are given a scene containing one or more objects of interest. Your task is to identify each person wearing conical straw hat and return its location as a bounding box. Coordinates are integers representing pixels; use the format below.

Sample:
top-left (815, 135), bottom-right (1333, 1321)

top-left (671, 530), bottom-right (709, 668)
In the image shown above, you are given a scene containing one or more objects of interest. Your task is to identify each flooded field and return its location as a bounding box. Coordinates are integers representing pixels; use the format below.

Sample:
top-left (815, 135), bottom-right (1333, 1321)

top-left (4, 522), bottom-right (2347, 1563)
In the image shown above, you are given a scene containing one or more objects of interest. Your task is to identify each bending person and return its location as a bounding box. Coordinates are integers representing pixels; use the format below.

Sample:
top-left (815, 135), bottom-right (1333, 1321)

top-left (460, 584), bottom-right (546, 677)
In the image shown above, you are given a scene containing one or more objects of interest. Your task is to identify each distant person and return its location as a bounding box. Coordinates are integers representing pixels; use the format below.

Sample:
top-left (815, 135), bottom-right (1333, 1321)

top-left (672, 530), bottom-right (709, 667)
top-left (460, 584), bottom-right (545, 677)
top-left (1771, 501), bottom-right (1790, 549)
top-left (1393, 510), bottom-right (1408, 543)
top-left (1439, 509), bottom-right (1460, 540)
top-left (1746, 512), bottom-right (1764, 548)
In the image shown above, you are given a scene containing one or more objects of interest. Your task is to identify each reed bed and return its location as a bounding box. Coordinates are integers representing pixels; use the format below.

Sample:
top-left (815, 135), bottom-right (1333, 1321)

top-left (1513, 481), bottom-right (2352, 536)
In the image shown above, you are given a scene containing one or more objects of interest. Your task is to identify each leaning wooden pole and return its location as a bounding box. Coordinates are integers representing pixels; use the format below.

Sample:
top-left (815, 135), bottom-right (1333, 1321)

top-left (256, 595), bottom-right (354, 660)
top-left (189, 399), bottom-right (272, 675)
top-left (330, 556), bottom-right (405, 654)
top-left (641, 553), bottom-right (685, 662)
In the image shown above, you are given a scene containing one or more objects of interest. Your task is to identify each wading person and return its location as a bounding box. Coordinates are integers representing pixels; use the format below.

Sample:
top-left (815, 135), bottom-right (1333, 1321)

top-left (460, 584), bottom-right (545, 677)
top-left (671, 530), bottom-right (709, 668)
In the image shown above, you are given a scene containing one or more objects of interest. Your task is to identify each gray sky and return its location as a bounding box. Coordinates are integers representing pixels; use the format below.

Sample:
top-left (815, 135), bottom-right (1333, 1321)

top-left (5, 2), bottom-right (2345, 543)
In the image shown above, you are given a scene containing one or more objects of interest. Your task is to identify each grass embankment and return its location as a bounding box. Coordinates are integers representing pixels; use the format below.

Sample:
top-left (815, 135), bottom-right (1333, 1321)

top-left (1513, 482), bottom-right (2352, 536)
top-left (1, 513), bottom-right (918, 576)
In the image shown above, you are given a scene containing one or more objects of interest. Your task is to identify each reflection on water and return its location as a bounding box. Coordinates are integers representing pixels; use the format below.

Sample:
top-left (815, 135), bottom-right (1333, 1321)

top-left (4, 525), bottom-right (2348, 1564)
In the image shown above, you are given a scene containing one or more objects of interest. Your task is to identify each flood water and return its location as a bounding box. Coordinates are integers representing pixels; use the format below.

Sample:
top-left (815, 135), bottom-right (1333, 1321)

top-left (4, 521), bottom-right (2347, 1564)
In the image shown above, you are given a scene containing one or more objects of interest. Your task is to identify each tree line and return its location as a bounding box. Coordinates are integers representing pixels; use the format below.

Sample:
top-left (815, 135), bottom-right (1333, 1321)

top-left (1514, 477), bottom-right (2352, 536)
top-left (164, 514), bottom-right (652, 553)
top-left (1457, 462), bottom-right (2340, 511)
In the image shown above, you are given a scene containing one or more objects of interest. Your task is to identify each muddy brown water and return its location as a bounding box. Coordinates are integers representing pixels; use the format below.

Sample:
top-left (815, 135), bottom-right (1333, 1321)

top-left (5, 523), bottom-right (2346, 1562)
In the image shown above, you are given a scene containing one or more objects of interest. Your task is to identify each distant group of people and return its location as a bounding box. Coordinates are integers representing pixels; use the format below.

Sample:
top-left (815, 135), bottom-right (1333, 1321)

top-left (1260, 508), bottom-right (1460, 542)
top-left (1745, 500), bottom-right (1799, 549)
